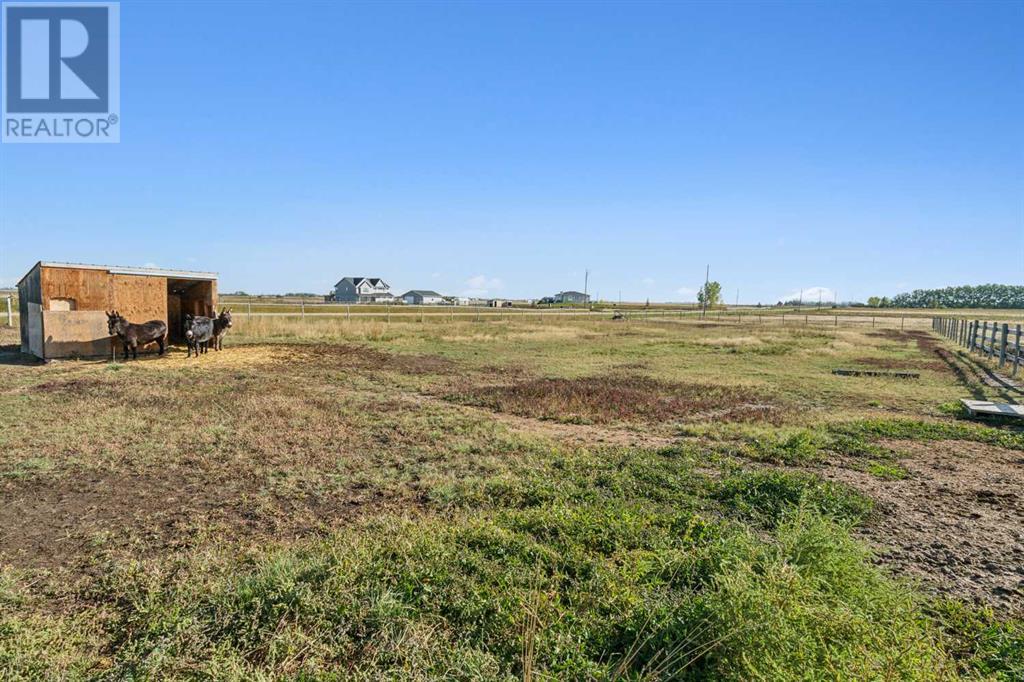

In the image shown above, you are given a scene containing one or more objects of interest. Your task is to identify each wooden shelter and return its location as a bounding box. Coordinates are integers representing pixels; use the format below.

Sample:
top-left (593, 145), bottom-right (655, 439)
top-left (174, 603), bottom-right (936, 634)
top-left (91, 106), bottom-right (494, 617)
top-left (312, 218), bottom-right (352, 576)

top-left (17, 262), bottom-right (217, 359)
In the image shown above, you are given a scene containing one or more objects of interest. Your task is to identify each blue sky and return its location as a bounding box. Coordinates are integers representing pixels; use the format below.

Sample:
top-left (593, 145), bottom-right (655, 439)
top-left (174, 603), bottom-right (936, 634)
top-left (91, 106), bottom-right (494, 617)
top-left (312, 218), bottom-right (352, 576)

top-left (1, 0), bottom-right (1021, 302)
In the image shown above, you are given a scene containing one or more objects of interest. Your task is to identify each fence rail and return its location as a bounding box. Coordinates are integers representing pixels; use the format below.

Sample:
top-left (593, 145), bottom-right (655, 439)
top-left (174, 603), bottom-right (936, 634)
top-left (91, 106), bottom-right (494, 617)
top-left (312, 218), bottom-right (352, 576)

top-left (933, 316), bottom-right (1021, 377)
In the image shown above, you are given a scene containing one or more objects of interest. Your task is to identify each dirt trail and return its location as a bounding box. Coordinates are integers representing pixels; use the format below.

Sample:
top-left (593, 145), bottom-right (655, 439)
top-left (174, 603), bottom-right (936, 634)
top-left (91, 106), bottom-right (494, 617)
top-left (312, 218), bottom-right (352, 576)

top-left (817, 439), bottom-right (1024, 611)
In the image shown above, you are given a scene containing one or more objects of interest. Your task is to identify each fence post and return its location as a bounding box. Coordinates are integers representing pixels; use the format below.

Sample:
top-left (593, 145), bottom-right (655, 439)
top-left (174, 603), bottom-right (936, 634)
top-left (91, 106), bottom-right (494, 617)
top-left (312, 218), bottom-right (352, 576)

top-left (972, 320), bottom-right (980, 352)
top-left (301, 300), bottom-right (305, 322)
top-left (5, 295), bottom-right (11, 327)
top-left (988, 322), bottom-right (996, 359)
top-left (979, 322), bottom-right (987, 354)
top-left (248, 298), bottom-right (252, 321)
top-left (999, 323), bottom-right (1009, 367)
top-left (1014, 325), bottom-right (1021, 377)
top-left (347, 304), bottom-right (351, 320)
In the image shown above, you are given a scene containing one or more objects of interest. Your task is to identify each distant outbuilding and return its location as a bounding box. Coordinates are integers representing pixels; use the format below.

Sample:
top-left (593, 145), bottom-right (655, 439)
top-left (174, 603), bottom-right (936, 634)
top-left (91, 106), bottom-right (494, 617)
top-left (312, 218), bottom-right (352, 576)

top-left (553, 291), bottom-right (590, 304)
top-left (16, 261), bottom-right (217, 359)
top-left (401, 290), bottom-right (444, 305)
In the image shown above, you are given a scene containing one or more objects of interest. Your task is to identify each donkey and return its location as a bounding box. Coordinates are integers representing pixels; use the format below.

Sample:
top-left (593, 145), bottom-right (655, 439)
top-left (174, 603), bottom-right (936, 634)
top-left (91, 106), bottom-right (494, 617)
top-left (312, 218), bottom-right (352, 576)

top-left (184, 314), bottom-right (215, 358)
top-left (211, 309), bottom-right (232, 351)
top-left (107, 311), bottom-right (168, 360)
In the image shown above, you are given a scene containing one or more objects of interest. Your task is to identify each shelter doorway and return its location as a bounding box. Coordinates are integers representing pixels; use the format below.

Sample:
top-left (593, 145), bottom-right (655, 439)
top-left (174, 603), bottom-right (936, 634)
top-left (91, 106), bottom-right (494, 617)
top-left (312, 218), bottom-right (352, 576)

top-left (167, 279), bottom-right (216, 342)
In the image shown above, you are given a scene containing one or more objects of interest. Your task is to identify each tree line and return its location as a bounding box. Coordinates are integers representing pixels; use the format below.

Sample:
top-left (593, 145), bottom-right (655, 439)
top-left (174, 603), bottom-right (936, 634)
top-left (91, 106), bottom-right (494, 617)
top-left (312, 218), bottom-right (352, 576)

top-left (867, 284), bottom-right (1024, 309)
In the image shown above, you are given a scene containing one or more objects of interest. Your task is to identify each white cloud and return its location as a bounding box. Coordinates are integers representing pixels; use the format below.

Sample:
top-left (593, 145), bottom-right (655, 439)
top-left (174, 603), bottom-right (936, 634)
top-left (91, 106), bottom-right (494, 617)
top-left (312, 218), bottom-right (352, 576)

top-left (186, 257), bottom-right (198, 264)
top-left (641, 277), bottom-right (656, 287)
top-left (676, 286), bottom-right (697, 299)
top-left (462, 274), bottom-right (503, 297)
top-left (143, 262), bottom-right (159, 269)
top-left (778, 286), bottom-right (835, 303)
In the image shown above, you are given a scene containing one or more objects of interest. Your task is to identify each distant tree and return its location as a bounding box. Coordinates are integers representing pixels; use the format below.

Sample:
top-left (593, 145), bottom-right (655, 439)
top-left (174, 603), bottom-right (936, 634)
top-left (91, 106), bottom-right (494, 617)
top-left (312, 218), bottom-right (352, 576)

top-left (698, 281), bottom-right (722, 307)
top-left (867, 296), bottom-right (882, 308)
top-left (880, 296), bottom-right (891, 308)
top-left (889, 284), bottom-right (1024, 309)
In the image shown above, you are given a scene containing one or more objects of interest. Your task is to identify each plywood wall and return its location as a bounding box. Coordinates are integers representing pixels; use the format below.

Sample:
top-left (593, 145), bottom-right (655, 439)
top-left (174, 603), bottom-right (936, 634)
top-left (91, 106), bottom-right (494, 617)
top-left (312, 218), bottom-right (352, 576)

top-left (39, 266), bottom-right (109, 311)
top-left (38, 267), bottom-right (168, 323)
top-left (182, 280), bottom-right (216, 317)
top-left (41, 310), bottom-right (112, 359)
top-left (111, 274), bottom-right (167, 322)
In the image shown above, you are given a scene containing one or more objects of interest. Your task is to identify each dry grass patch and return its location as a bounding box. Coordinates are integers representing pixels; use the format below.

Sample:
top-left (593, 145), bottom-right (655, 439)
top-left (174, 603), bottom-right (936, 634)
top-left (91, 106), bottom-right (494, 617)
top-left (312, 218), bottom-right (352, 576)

top-left (457, 374), bottom-right (785, 425)
top-left (287, 343), bottom-right (455, 375)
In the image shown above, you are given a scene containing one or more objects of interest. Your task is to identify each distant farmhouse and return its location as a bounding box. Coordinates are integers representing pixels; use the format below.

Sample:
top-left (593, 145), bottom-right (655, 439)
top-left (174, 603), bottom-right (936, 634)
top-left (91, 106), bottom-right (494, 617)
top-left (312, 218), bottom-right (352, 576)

top-left (553, 291), bottom-right (590, 304)
top-left (401, 290), bottom-right (444, 305)
top-left (334, 277), bottom-right (393, 303)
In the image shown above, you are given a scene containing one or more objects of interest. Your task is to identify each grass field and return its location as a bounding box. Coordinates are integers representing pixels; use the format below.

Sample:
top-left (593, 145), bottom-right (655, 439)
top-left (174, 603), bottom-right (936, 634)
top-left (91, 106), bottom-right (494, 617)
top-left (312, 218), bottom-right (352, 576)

top-left (1, 318), bottom-right (1022, 679)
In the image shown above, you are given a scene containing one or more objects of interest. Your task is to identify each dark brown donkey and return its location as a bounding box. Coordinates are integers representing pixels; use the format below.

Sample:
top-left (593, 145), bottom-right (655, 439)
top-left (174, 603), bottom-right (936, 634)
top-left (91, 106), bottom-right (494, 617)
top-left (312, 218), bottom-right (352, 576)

top-left (106, 311), bottom-right (168, 360)
top-left (211, 309), bottom-right (232, 350)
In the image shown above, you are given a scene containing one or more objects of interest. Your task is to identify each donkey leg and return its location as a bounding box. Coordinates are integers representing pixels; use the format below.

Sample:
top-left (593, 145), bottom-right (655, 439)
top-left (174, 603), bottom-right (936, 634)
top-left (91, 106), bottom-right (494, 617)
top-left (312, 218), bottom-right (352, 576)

top-left (123, 342), bottom-right (130, 360)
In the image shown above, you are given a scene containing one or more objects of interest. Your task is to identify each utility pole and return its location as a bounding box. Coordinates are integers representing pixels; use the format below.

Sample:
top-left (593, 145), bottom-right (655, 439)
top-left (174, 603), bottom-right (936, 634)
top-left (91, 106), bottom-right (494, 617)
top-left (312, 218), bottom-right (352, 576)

top-left (702, 264), bottom-right (709, 319)
top-left (735, 289), bottom-right (739, 307)
top-left (584, 269), bottom-right (589, 305)
top-left (818, 290), bottom-right (822, 309)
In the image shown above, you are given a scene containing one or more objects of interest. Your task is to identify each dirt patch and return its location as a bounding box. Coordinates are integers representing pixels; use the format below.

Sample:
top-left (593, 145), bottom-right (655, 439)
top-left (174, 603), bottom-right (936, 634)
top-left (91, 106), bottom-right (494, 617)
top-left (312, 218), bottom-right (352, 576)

top-left (0, 468), bottom-right (401, 574)
top-left (455, 375), bottom-right (785, 425)
top-left (31, 377), bottom-right (110, 395)
top-left (816, 439), bottom-right (1024, 610)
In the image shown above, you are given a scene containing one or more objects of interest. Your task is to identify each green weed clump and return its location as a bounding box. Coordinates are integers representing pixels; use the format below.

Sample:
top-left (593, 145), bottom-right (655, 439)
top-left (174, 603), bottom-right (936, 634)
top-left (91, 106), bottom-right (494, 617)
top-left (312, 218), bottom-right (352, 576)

top-left (712, 469), bottom-right (874, 528)
top-left (827, 418), bottom-right (1024, 450)
top-left (745, 429), bottom-right (822, 464)
top-left (82, 508), bottom-right (950, 680)
top-left (931, 599), bottom-right (1024, 681)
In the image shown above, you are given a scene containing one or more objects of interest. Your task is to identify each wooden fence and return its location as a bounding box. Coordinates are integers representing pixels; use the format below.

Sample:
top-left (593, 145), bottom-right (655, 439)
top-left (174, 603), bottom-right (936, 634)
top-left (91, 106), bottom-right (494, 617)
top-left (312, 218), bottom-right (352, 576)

top-left (933, 317), bottom-right (1021, 377)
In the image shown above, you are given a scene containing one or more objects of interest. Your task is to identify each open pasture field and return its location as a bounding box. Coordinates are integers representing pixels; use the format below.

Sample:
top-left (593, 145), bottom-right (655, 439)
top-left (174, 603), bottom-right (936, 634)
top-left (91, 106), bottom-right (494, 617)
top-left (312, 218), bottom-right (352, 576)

top-left (1, 318), bottom-right (1022, 679)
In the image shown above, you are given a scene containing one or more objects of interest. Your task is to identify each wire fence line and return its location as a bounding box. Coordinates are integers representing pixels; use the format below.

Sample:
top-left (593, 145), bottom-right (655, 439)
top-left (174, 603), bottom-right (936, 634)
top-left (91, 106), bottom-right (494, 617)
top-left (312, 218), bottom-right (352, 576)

top-left (934, 316), bottom-right (1022, 377)
top-left (232, 307), bottom-right (932, 330)
top-left (0, 292), bottom-right (936, 331)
